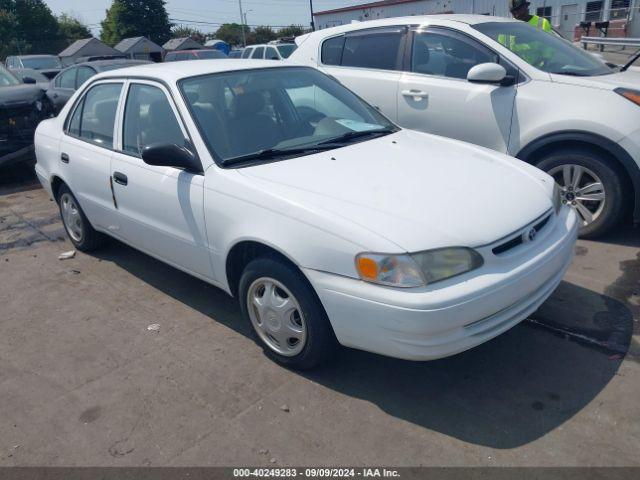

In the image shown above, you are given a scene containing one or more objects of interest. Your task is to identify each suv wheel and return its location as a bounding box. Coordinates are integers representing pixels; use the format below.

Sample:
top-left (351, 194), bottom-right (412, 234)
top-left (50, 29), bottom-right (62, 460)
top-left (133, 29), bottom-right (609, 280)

top-left (535, 148), bottom-right (624, 238)
top-left (57, 184), bottom-right (105, 251)
top-left (239, 256), bottom-right (337, 369)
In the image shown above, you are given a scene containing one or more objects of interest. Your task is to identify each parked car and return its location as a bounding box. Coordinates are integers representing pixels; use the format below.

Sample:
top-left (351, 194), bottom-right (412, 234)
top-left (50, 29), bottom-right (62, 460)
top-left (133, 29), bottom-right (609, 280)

top-left (228, 50), bottom-right (243, 59)
top-left (241, 42), bottom-right (297, 60)
top-left (5, 55), bottom-right (62, 79)
top-left (289, 14), bottom-right (640, 238)
top-left (0, 65), bottom-right (52, 167)
top-left (34, 60), bottom-right (577, 368)
top-left (47, 59), bottom-right (151, 114)
top-left (11, 68), bottom-right (51, 88)
top-left (164, 49), bottom-right (227, 62)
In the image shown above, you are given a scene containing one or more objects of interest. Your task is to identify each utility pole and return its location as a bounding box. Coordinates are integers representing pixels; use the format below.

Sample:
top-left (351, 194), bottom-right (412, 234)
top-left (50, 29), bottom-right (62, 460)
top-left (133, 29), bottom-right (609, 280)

top-left (238, 0), bottom-right (246, 47)
top-left (309, 0), bottom-right (315, 31)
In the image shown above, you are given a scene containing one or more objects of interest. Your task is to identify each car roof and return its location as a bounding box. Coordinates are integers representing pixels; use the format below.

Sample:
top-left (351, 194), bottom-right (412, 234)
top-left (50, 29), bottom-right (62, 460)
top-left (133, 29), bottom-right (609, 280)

top-left (92, 59), bottom-right (298, 83)
top-left (299, 14), bottom-right (514, 39)
top-left (17, 54), bottom-right (59, 59)
top-left (169, 49), bottom-right (214, 54)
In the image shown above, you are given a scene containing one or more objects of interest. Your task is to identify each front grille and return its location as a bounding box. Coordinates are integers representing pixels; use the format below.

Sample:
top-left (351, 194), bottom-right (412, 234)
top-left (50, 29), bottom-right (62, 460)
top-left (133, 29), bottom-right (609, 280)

top-left (491, 211), bottom-right (553, 256)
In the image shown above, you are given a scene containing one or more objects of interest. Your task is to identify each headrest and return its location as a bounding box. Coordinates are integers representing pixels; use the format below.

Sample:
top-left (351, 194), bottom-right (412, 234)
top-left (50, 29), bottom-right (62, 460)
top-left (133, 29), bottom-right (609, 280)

top-left (233, 91), bottom-right (265, 117)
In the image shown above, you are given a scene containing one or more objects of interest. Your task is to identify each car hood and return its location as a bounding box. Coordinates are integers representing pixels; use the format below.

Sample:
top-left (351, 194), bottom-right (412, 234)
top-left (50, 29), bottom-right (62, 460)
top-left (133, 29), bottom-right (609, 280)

top-left (238, 130), bottom-right (553, 252)
top-left (0, 84), bottom-right (43, 108)
top-left (550, 68), bottom-right (640, 90)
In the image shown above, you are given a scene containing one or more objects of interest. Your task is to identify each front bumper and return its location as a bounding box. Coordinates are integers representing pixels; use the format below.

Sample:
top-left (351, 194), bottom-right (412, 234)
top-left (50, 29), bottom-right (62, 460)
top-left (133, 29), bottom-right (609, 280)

top-left (304, 208), bottom-right (579, 361)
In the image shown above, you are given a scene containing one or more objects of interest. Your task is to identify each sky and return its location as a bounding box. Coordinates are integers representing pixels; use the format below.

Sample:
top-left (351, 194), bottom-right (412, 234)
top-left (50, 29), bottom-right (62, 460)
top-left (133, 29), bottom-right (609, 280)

top-left (45, 0), bottom-right (368, 35)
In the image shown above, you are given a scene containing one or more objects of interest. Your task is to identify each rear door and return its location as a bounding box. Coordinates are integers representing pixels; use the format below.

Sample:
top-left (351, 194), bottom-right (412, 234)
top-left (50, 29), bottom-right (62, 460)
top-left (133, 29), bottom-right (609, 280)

top-left (57, 81), bottom-right (123, 232)
top-left (318, 26), bottom-right (407, 122)
top-left (397, 27), bottom-right (517, 153)
top-left (48, 67), bottom-right (77, 113)
top-left (110, 80), bottom-right (213, 279)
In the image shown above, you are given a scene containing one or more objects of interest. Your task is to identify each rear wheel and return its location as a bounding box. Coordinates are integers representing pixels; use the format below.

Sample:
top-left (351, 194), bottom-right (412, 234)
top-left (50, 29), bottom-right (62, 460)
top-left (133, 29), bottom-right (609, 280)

top-left (239, 256), bottom-right (337, 369)
top-left (57, 184), bottom-right (105, 251)
top-left (535, 148), bottom-right (624, 238)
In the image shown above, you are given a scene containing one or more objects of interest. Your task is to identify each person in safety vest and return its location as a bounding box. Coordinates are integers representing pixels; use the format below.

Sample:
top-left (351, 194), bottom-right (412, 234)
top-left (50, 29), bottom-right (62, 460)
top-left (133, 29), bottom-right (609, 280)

top-left (510, 0), bottom-right (552, 32)
top-left (499, 0), bottom-right (554, 67)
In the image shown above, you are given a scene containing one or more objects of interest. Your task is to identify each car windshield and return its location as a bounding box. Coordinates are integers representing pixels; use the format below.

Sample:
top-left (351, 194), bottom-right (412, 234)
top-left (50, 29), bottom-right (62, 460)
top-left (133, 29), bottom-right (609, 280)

top-left (277, 44), bottom-right (297, 58)
top-left (198, 50), bottom-right (226, 59)
top-left (474, 21), bottom-right (613, 76)
top-left (0, 66), bottom-right (20, 86)
top-left (21, 56), bottom-right (62, 70)
top-left (180, 66), bottom-right (397, 165)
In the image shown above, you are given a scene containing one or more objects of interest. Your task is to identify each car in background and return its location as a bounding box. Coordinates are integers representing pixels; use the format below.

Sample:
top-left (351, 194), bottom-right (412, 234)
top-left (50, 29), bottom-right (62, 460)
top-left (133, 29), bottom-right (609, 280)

top-left (228, 50), bottom-right (243, 59)
top-left (47, 59), bottom-right (151, 114)
top-left (241, 42), bottom-right (297, 60)
top-left (164, 49), bottom-right (227, 62)
top-left (0, 65), bottom-right (52, 167)
top-left (290, 14), bottom-right (640, 238)
top-left (34, 61), bottom-right (576, 368)
top-left (11, 69), bottom-right (51, 88)
top-left (5, 55), bottom-right (62, 80)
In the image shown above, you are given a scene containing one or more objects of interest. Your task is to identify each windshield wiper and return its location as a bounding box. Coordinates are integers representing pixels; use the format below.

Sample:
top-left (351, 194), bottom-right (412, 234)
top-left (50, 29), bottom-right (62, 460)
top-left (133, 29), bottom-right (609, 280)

top-left (316, 128), bottom-right (396, 146)
top-left (548, 70), bottom-right (589, 77)
top-left (621, 48), bottom-right (640, 72)
top-left (222, 145), bottom-right (338, 166)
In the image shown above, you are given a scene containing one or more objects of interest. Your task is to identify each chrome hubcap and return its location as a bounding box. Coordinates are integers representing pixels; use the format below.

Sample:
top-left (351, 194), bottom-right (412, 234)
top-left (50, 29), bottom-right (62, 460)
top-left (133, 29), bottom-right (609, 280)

top-left (548, 164), bottom-right (605, 227)
top-left (246, 277), bottom-right (306, 357)
top-left (60, 193), bottom-right (83, 242)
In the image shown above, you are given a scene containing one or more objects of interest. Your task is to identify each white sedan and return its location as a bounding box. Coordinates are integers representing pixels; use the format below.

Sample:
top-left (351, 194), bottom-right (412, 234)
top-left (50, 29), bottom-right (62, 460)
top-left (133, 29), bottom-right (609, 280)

top-left (34, 60), bottom-right (578, 369)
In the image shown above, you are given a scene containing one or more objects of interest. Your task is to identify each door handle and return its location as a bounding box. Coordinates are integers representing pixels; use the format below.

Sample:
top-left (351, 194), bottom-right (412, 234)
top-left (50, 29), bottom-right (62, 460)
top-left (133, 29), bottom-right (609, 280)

top-left (60, 153), bottom-right (69, 163)
top-left (113, 172), bottom-right (128, 186)
top-left (401, 89), bottom-right (429, 100)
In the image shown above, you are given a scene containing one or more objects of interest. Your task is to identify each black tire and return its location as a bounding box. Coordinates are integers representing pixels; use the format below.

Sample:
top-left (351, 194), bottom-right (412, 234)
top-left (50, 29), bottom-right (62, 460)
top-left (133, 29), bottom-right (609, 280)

top-left (238, 256), bottom-right (337, 370)
top-left (56, 184), bottom-right (106, 251)
top-left (535, 148), bottom-right (625, 238)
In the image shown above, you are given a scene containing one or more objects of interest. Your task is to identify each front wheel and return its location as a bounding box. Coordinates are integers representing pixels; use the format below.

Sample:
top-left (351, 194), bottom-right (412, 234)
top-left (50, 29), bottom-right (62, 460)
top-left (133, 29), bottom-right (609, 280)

top-left (238, 256), bottom-right (337, 370)
top-left (535, 149), bottom-right (625, 238)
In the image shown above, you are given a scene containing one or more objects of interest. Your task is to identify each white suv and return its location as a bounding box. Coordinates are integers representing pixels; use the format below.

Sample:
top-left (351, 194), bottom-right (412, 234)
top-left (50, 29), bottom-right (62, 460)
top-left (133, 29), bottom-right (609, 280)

top-left (241, 42), bottom-right (297, 61)
top-left (289, 14), bottom-right (640, 237)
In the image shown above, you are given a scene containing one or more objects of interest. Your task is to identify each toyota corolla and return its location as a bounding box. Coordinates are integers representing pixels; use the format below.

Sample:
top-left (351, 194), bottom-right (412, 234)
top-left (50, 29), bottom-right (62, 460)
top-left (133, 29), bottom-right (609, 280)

top-left (34, 61), bottom-right (578, 368)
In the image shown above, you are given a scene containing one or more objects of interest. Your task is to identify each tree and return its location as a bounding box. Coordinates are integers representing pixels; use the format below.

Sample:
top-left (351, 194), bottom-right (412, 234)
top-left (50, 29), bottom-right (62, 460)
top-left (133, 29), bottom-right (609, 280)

top-left (214, 23), bottom-right (249, 47)
top-left (0, 8), bottom-right (18, 60)
top-left (0, 0), bottom-right (64, 55)
top-left (100, 0), bottom-right (171, 46)
top-left (276, 25), bottom-right (307, 39)
top-left (171, 25), bottom-right (205, 44)
top-left (58, 13), bottom-right (91, 44)
top-left (253, 25), bottom-right (276, 44)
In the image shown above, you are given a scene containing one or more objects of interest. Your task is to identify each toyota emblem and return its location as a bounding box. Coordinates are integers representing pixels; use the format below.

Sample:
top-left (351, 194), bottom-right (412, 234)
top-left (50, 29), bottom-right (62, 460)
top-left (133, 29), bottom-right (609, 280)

top-left (526, 228), bottom-right (537, 242)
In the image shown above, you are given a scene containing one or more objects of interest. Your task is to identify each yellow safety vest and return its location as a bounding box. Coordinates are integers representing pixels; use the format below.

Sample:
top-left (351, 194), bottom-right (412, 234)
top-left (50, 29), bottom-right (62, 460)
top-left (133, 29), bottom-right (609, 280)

top-left (498, 15), bottom-right (553, 67)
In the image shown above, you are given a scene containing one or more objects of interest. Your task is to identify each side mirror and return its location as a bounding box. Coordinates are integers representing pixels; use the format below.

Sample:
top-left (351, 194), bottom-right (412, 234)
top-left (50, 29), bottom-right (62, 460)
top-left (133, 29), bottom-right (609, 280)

top-left (142, 143), bottom-right (203, 174)
top-left (23, 76), bottom-right (37, 84)
top-left (467, 63), bottom-right (510, 85)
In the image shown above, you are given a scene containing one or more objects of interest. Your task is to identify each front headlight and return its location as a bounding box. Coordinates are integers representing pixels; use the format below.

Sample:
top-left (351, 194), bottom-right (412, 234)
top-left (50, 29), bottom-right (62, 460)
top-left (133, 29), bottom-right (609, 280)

top-left (355, 247), bottom-right (483, 287)
top-left (553, 182), bottom-right (563, 214)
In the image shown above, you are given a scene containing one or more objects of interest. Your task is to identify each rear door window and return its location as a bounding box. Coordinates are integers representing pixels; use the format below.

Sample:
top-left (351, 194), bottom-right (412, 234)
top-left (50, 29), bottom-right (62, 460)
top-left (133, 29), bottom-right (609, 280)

top-left (321, 36), bottom-right (345, 65)
top-left (68, 83), bottom-right (123, 147)
top-left (76, 66), bottom-right (95, 88)
top-left (251, 47), bottom-right (265, 59)
top-left (265, 46), bottom-right (279, 60)
top-left (341, 28), bottom-right (405, 71)
top-left (241, 48), bottom-right (253, 59)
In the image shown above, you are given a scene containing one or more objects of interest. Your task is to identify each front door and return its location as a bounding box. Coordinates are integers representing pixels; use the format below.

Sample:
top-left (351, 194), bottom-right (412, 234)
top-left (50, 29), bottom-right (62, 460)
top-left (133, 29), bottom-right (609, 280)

top-left (109, 80), bottom-right (213, 280)
top-left (397, 28), bottom-right (517, 153)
